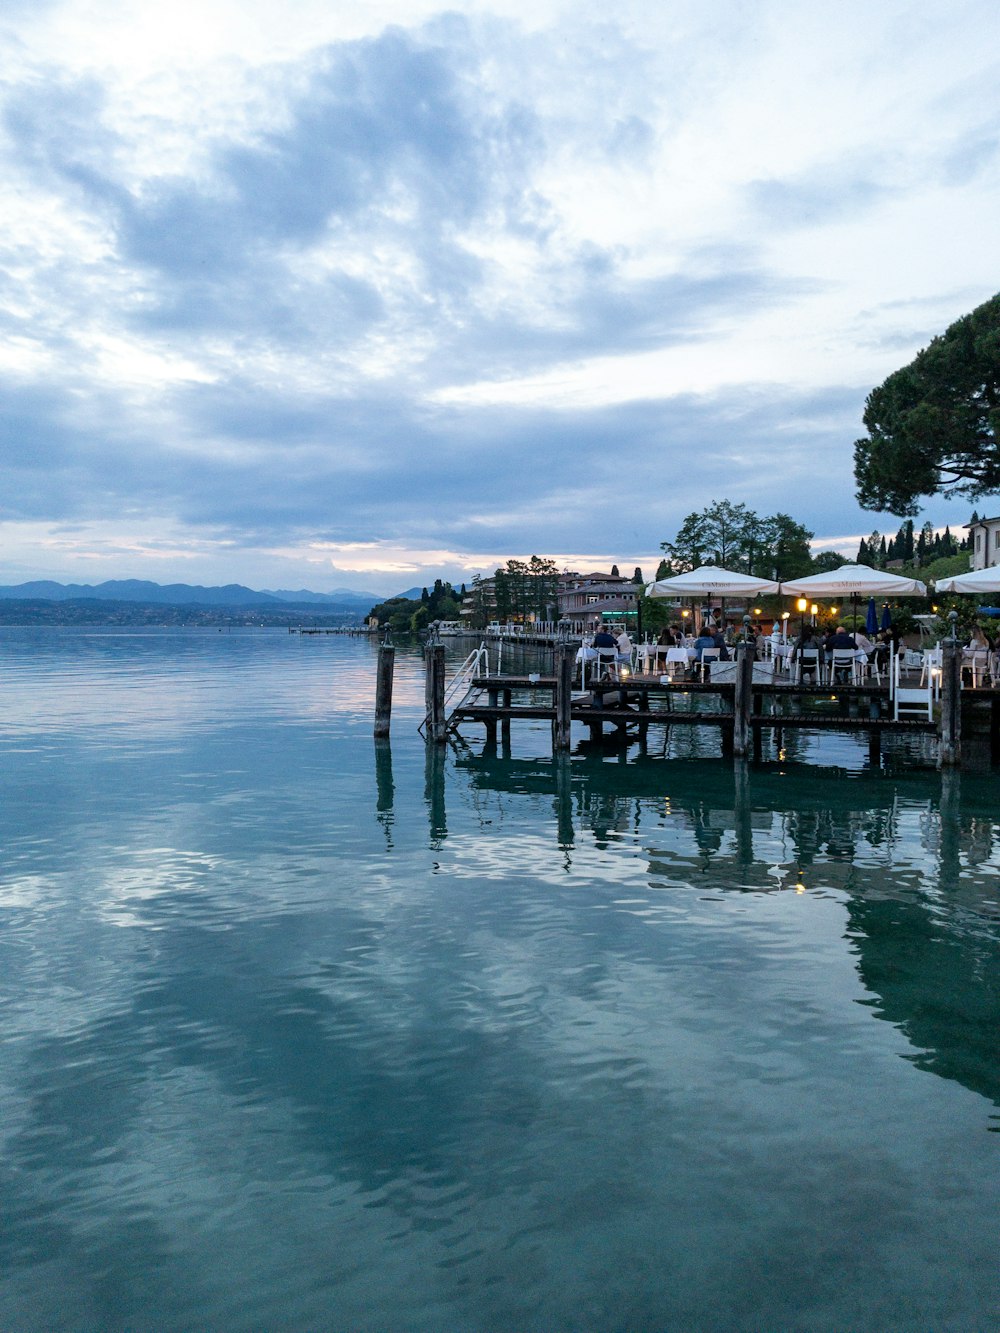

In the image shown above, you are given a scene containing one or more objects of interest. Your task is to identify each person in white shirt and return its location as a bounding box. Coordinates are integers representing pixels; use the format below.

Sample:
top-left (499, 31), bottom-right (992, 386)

top-left (615, 628), bottom-right (633, 663)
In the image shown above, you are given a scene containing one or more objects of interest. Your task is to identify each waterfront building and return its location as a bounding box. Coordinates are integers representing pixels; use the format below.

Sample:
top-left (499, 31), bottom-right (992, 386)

top-left (966, 514), bottom-right (1000, 570)
top-left (557, 570), bottom-right (639, 630)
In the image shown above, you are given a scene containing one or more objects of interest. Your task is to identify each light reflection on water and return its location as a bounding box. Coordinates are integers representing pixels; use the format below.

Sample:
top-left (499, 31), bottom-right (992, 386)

top-left (1, 628), bottom-right (999, 1332)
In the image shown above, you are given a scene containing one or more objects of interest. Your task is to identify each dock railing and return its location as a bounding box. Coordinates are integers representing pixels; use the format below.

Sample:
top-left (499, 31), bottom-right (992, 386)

top-left (432, 642), bottom-right (491, 732)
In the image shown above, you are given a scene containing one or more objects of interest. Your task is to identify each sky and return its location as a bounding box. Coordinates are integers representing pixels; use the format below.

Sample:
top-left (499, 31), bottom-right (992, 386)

top-left (1, 0), bottom-right (999, 595)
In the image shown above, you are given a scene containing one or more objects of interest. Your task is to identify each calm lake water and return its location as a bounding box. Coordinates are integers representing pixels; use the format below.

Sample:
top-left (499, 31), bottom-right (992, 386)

top-left (2, 628), bottom-right (999, 1331)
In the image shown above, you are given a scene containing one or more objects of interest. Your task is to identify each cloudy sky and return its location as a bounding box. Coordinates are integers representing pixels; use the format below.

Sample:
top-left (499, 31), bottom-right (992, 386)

top-left (2, 0), bottom-right (998, 594)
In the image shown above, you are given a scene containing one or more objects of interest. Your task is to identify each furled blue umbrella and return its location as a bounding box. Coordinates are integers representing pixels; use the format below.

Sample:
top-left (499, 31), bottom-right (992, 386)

top-left (865, 597), bottom-right (878, 635)
top-left (880, 603), bottom-right (892, 631)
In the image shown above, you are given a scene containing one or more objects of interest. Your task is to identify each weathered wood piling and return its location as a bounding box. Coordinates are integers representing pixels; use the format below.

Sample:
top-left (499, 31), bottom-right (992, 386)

top-left (939, 641), bottom-right (961, 767)
top-left (374, 641), bottom-right (395, 738)
top-left (424, 642), bottom-right (447, 743)
top-left (553, 643), bottom-right (574, 751)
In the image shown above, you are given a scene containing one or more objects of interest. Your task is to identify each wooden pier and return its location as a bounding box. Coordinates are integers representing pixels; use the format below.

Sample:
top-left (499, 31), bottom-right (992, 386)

top-left (372, 641), bottom-right (1000, 769)
top-left (449, 671), bottom-right (940, 761)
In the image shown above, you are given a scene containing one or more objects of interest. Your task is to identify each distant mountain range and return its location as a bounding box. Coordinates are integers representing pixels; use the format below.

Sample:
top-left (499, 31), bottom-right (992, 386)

top-left (0, 579), bottom-right (386, 608)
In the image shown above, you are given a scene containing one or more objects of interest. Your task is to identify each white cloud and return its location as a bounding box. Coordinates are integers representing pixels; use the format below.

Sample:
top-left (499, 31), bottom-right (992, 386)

top-left (1, 0), bottom-right (998, 587)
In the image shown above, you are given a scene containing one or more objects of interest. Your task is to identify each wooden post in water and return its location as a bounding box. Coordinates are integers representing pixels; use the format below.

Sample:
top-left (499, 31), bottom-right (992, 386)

top-left (424, 643), bottom-right (447, 743)
top-left (733, 643), bottom-right (754, 758)
top-left (939, 641), bottom-right (961, 767)
top-left (374, 642), bottom-right (395, 737)
top-left (553, 643), bottom-right (574, 751)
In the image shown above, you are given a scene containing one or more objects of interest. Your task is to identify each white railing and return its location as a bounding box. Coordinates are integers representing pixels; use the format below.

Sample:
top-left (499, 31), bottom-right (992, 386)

top-left (418, 642), bottom-right (492, 737)
top-left (443, 643), bottom-right (491, 718)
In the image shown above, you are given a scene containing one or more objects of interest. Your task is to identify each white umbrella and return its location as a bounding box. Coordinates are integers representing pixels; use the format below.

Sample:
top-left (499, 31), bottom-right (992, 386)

top-left (933, 565), bottom-right (1000, 594)
top-left (645, 565), bottom-right (780, 597)
top-left (779, 564), bottom-right (927, 598)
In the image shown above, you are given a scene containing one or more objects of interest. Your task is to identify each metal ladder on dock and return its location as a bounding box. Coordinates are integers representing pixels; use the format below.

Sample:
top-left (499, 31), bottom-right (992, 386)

top-left (418, 642), bottom-right (491, 737)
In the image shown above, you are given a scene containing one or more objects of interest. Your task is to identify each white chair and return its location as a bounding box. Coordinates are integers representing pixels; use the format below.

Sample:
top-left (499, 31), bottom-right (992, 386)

top-left (828, 649), bottom-right (860, 685)
top-left (963, 651), bottom-right (989, 688)
top-left (793, 648), bottom-right (820, 684)
top-left (920, 646), bottom-right (942, 686)
top-left (894, 684), bottom-right (934, 720)
top-left (697, 647), bottom-right (721, 680)
top-left (664, 646), bottom-right (690, 679)
top-left (595, 648), bottom-right (619, 681)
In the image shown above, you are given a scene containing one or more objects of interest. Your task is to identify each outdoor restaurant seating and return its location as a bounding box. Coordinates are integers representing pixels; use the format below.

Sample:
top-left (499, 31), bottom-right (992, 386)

top-left (697, 647), bottom-right (721, 680)
top-left (663, 646), bottom-right (691, 678)
top-left (827, 648), bottom-right (861, 686)
top-left (793, 648), bottom-right (820, 684)
top-left (963, 649), bottom-right (990, 688)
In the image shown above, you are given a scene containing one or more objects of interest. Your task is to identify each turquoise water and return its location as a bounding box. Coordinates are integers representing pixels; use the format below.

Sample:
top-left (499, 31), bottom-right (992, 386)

top-left (2, 628), bottom-right (999, 1331)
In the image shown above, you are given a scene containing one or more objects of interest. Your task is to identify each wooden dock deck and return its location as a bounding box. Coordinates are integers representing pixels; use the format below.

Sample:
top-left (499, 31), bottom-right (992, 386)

top-left (378, 640), bottom-right (997, 768)
top-left (450, 673), bottom-right (939, 739)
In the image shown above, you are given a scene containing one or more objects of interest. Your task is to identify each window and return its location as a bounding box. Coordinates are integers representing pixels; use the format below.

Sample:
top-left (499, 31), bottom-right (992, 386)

top-left (995, 530), bottom-right (1000, 549)
top-left (976, 533), bottom-right (982, 551)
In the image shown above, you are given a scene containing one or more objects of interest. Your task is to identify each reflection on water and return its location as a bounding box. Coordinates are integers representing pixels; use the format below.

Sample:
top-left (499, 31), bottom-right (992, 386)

top-left (2, 629), bottom-right (999, 1331)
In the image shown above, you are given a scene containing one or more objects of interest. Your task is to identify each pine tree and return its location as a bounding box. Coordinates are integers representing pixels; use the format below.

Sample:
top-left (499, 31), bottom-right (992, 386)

top-left (857, 537), bottom-right (870, 565)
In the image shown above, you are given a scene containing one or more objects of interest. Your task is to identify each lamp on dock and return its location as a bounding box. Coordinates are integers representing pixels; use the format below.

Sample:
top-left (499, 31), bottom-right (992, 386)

top-left (810, 603), bottom-right (818, 626)
top-left (796, 596), bottom-right (807, 637)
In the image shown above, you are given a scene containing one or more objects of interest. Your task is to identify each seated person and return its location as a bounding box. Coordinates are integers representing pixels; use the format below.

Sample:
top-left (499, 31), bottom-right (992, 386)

top-left (615, 628), bottom-right (633, 662)
top-left (710, 626), bottom-right (731, 661)
top-left (790, 628), bottom-right (820, 679)
top-left (828, 624), bottom-right (858, 651)
top-left (692, 629), bottom-right (718, 663)
top-left (853, 630), bottom-right (876, 658)
top-left (592, 625), bottom-right (616, 650)
top-left (969, 625), bottom-right (993, 653)
top-left (827, 624), bottom-right (859, 680)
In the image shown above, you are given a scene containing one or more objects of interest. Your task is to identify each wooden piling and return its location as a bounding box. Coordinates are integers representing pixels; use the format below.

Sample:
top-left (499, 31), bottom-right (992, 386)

top-left (553, 643), bottom-right (574, 751)
top-left (733, 644), bottom-right (754, 757)
top-left (939, 642), bottom-right (961, 767)
top-left (374, 642), bottom-right (395, 737)
top-left (424, 643), bottom-right (447, 744)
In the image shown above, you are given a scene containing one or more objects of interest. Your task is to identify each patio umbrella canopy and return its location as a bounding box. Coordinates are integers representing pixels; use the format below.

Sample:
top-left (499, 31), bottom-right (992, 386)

top-left (645, 565), bottom-right (780, 597)
top-left (934, 566), bottom-right (1000, 594)
top-left (778, 564), bottom-right (928, 598)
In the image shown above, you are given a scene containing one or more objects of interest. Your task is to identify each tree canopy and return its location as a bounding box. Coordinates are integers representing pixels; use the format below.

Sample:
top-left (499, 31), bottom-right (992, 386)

top-left (659, 501), bottom-right (815, 581)
top-left (854, 292), bottom-right (1000, 515)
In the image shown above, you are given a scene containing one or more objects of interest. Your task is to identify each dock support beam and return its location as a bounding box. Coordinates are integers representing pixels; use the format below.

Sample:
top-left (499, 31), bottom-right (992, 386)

top-left (424, 643), bottom-right (447, 744)
top-left (733, 644), bottom-right (754, 758)
top-left (939, 642), bottom-right (961, 767)
top-left (374, 641), bottom-right (395, 737)
top-left (553, 644), bottom-right (574, 751)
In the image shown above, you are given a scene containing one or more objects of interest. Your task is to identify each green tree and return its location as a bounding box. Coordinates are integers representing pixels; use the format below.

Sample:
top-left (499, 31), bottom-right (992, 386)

top-left (763, 513), bottom-right (815, 580)
top-left (811, 550), bottom-right (845, 573)
top-left (854, 291), bottom-right (1000, 514)
top-left (660, 502), bottom-right (814, 579)
top-left (661, 500), bottom-right (752, 571)
top-left (493, 556), bottom-right (558, 622)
